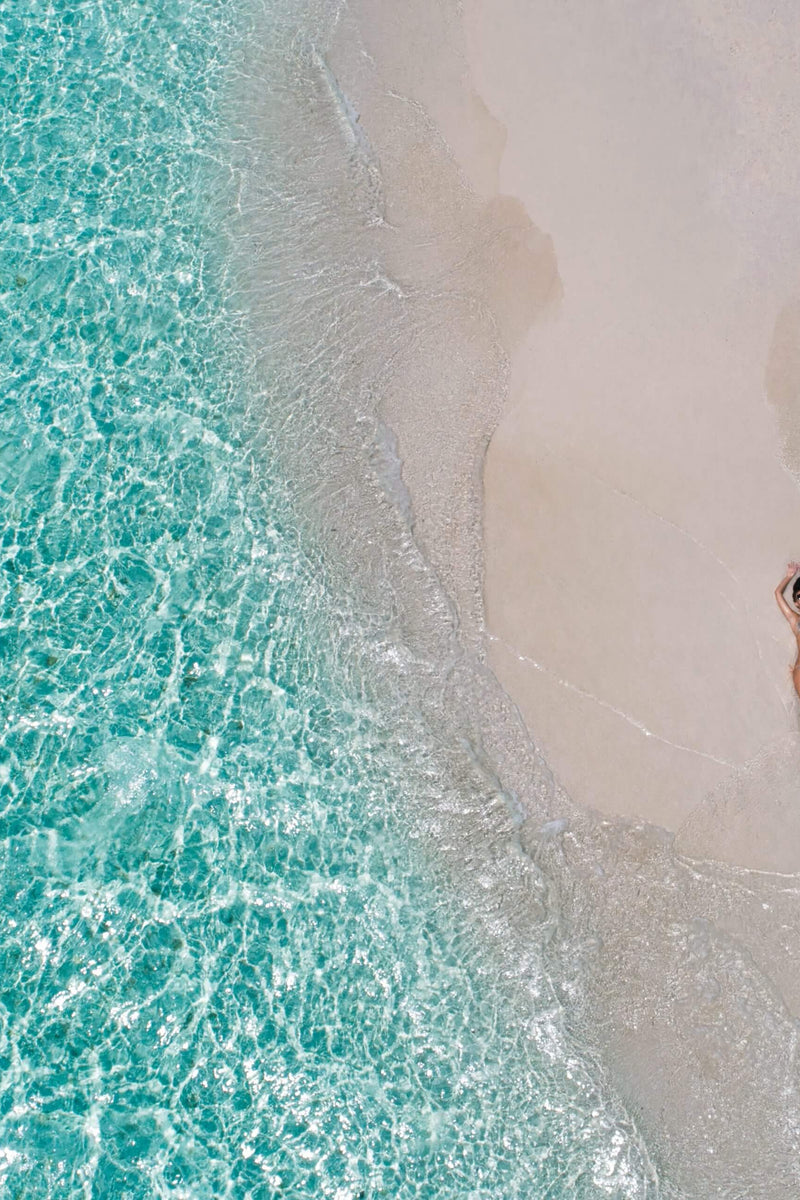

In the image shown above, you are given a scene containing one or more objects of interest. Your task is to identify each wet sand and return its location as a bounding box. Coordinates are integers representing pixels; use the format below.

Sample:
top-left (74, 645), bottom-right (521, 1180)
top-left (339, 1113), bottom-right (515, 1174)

top-left (469, 0), bottom-right (800, 867)
top-left (462, 4), bottom-right (800, 1188)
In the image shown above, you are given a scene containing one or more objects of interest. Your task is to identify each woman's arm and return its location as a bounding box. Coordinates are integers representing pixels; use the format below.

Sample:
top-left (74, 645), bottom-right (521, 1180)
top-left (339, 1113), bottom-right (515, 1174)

top-left (775, 562), bottom-right (800, 627)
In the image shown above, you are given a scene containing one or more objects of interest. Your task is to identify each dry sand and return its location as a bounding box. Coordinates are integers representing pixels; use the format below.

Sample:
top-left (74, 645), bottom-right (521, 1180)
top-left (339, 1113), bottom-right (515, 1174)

top-left (468, 0), bottom-right (800, 866)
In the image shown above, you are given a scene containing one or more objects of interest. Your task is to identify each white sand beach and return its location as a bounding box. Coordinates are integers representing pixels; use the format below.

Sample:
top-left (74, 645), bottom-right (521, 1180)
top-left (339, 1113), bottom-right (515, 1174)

top-left (469, 0), bottom-right (800, 867)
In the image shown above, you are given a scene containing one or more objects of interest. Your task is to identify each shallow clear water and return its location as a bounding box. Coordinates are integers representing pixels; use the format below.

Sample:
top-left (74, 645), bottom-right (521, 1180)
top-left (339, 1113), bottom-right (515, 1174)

top-left (0, 1), bottom-right (661, 1195)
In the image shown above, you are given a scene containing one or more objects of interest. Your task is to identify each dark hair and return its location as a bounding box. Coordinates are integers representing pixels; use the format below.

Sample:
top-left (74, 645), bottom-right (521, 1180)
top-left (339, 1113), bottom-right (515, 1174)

top-left (792, 578), bottom-right (800, 605)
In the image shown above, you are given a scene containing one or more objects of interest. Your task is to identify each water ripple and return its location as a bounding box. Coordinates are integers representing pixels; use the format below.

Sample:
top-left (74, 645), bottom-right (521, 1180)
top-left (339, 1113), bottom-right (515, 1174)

top-left (0, 1), bottom-right (658, 1195)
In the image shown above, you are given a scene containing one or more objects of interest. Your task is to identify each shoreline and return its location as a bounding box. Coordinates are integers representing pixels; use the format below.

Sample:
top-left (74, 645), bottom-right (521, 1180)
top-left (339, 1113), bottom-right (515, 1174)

top-left (240, 0), bottom-right (800, 1193)
top-left (465, 0), bottom-right (800, 1190)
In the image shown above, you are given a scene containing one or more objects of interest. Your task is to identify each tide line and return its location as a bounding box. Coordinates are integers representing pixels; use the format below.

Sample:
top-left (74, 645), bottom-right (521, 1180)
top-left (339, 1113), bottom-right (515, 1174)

top-left (488, 632), bottom-right (737, 770)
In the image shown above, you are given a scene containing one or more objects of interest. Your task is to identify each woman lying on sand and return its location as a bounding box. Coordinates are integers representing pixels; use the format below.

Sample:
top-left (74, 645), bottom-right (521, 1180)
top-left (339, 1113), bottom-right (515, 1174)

top-left (775, 562), bottom-right (800, 698)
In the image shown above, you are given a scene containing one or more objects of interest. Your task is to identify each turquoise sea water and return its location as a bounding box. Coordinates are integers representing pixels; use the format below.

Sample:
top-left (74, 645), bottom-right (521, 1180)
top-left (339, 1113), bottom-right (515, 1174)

top-left (0, 1), bottom-right (662, 1196)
